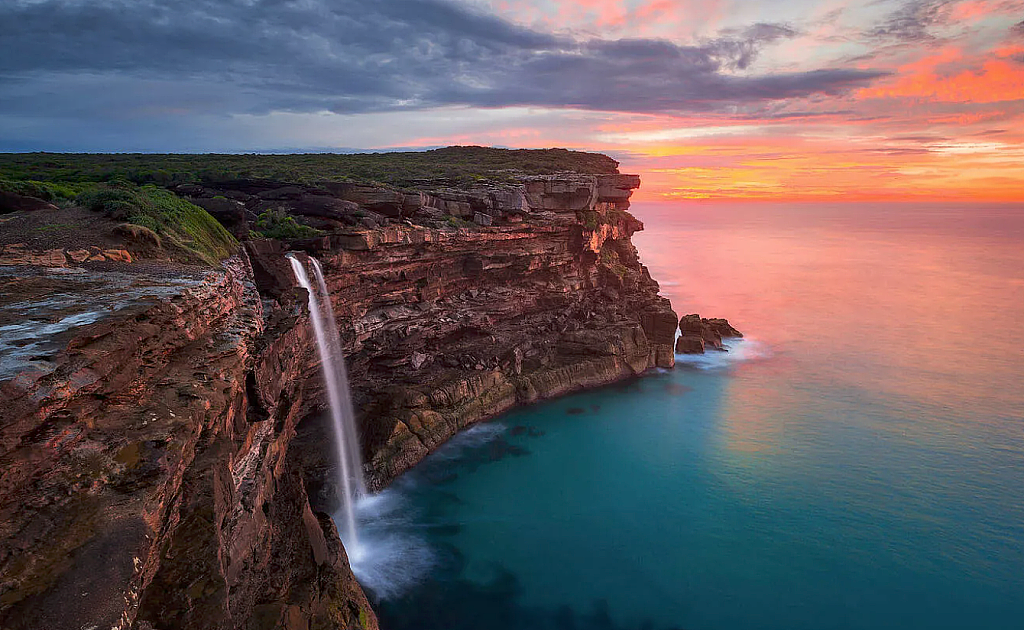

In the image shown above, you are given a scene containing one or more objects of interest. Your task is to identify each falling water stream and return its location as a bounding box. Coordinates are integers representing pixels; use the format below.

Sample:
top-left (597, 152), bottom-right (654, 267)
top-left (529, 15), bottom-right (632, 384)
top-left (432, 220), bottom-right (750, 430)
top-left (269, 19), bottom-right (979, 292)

top-left (287, 253), bottom-right (365, 558)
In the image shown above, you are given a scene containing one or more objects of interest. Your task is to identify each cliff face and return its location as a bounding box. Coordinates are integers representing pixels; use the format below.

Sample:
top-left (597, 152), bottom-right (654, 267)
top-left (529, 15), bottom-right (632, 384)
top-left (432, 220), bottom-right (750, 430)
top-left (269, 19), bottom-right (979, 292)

top-left (0, 168), bottom-right (674, 629)
top-left (0, 256), bottom-right (376, 629)
top-left (266, 174), bottom-right (678, 490)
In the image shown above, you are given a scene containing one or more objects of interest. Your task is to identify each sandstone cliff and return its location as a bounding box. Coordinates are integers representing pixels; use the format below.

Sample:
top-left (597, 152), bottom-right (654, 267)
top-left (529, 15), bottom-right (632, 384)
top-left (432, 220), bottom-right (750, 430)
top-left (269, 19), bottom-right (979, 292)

top-left (0, 159), bottom-right (676, 629)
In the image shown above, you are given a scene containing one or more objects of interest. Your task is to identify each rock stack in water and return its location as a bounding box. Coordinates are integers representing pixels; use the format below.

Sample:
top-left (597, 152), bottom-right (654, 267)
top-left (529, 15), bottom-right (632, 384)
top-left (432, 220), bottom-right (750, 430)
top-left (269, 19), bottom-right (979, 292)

top-left (675, 314), bottom-right (743, 354)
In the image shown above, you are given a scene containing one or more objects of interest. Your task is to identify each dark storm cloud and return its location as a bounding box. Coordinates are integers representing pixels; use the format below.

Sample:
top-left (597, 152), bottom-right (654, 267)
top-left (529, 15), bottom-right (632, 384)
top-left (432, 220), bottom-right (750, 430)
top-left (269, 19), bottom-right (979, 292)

top-left (866, 0), bottom-right (953, 42)
top-left (0, 0), bottom-right (885, 121)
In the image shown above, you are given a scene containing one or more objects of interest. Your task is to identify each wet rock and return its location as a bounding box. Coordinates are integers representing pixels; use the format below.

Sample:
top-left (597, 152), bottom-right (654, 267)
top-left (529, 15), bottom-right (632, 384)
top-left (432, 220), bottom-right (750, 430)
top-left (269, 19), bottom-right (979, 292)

top-left (676, 314), bottom-right (742, 354)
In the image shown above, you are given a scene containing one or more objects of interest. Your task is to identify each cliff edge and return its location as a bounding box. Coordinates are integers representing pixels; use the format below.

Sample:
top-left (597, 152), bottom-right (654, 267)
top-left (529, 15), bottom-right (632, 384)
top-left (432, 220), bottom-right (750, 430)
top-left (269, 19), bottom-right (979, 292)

top-left (0, 148), bottom-right (676, 629)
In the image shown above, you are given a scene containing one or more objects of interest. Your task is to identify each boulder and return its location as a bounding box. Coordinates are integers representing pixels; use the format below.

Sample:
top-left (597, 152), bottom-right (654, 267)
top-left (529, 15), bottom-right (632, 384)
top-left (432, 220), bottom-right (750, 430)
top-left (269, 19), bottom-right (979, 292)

top-left (192, 197), bottom-right (248, 238)
top-left (410, 352), bottom-right (431, 370)
top-left (675, 335), bottom-right (706, 354)
top-left (677, 314), bottom-right (742, 352)
top-left (0, 191), bottom-right (58, 214)
top-left (705, 318), bottom-right (743, 338)
top-left (679, 313), bottom-right (704, 335)
top-left (703, 328), bottom-right (724, 350)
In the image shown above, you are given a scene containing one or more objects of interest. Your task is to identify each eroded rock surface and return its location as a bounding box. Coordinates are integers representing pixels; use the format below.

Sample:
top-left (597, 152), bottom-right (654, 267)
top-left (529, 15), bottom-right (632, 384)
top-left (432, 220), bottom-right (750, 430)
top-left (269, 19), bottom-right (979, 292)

top-left (0, 255), bottom-right (376, 630)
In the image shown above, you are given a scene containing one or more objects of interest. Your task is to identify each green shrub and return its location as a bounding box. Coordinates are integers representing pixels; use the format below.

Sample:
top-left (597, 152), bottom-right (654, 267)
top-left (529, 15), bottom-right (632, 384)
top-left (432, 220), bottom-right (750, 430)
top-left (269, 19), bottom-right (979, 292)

top-left (579, 210), bottom-right (600, 230)
top-left (77, 182), bottom-right (236, 264)
top-left (0, 178), bottom-right (91, 202)
top-left (444, 215), bottom-right (474, 228)
top-left (252, 209), bottom-right (322, 239)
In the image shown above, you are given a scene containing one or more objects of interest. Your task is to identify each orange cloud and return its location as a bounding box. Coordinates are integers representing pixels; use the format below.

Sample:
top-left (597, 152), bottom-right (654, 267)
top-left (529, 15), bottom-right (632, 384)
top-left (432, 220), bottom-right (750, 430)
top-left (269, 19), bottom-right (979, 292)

top-left (859, 43), bottom-right (1024, 104)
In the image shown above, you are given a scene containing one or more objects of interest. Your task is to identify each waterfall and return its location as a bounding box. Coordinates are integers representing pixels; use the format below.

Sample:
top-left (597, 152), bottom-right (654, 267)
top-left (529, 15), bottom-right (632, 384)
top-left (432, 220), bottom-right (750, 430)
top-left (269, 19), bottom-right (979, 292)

top-left (287, 254), bottom-right (365, 556)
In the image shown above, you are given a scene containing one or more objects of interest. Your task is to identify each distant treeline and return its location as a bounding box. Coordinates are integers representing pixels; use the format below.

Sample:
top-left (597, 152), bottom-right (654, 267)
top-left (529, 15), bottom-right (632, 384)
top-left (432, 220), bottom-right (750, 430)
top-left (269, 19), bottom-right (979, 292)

top-left (0, 146), bottom-right (620, 190)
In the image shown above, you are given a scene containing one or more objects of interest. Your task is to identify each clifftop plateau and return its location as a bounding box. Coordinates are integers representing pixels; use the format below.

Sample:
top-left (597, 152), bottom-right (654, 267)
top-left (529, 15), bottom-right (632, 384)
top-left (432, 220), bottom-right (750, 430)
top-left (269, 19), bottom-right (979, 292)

top-left (0, 148), bottom-right (691, 630)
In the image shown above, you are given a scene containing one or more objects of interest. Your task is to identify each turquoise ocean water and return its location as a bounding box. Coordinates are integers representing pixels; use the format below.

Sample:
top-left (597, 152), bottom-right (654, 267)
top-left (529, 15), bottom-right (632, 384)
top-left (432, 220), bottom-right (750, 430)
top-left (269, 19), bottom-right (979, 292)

top-left (348, 203), bottom-right (1024, 630)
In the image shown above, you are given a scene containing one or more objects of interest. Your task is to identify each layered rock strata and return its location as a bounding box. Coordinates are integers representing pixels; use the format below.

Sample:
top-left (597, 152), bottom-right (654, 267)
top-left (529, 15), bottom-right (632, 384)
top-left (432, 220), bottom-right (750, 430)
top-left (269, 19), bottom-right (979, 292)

top-left (0, 257), bottom-right (376, 630)
top-left (0, 169), bottom-right (675, 628)
top-left (246, 174), bottom-right (677, 490)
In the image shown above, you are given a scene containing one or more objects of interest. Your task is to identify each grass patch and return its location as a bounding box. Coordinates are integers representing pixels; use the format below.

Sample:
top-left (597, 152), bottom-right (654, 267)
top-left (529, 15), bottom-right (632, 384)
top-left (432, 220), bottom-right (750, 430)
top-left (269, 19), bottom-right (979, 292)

top-left (251, 209), bottom-right (322, 239)
top-left (0, 178), bottom-right (92, 203)
top-left (77, 182), bottom-right (237, 264)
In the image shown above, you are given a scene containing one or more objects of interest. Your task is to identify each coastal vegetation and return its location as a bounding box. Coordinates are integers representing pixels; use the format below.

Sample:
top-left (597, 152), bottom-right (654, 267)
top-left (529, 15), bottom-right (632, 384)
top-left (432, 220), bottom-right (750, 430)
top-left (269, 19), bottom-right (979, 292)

top-left (252, 209), bottom-right (323, 239)
top-left (0, 147), bottom-right (619, 190)
top-left (77, 181), bottom-right (237, 264)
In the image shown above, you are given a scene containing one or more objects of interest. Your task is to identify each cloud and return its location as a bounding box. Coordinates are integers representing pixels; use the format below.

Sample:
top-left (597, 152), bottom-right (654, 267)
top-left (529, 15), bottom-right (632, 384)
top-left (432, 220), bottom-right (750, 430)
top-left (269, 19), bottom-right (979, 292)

top-left (0, 0), bottom-right (885, 124)
top-left (867, 0), bottom-right (952, 42)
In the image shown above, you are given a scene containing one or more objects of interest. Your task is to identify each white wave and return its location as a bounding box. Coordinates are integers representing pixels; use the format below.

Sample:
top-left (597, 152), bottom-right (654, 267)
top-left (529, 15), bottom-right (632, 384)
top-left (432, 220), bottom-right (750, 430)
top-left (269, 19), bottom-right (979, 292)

top-left (344, 489), bottom-right (436, 601)
top-left (343, 422), bottom-right (508, 600)
top-left (674, 337), bottom-right (770, 370)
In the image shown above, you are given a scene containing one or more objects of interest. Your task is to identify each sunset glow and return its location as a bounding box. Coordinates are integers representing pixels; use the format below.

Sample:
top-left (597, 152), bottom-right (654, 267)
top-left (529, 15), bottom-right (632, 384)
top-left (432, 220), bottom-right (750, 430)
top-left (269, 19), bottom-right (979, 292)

top-left (466, 0), bottom-right (1024, 201)
top-left (1, 0), bottom-right (1022, 201)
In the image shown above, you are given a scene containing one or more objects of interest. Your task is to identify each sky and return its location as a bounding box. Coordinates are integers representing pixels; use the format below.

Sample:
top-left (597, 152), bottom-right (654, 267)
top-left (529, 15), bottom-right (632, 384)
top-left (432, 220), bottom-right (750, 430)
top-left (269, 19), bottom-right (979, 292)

top-left (1, 0), bottom-right (1022, 201)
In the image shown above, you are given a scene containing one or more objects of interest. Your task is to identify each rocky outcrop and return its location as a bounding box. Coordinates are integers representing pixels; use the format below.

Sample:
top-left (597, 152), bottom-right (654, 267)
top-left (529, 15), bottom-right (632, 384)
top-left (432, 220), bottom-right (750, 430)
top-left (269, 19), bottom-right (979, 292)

top-left (243, 174), bottom-right (678, 490)
top-left (0, 256), bottom-right (376, 630)
top-left (0, 242), bottom-right (134, 266)
top-left (0, 166), bottom-right (674, 629)
top-left (675, 314), bottom-right (743, 354)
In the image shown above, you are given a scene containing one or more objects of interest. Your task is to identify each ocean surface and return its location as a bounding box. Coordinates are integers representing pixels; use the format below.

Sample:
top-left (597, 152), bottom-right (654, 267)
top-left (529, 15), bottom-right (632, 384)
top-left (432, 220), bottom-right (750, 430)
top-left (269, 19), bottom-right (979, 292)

top-left (348, 202), bottom-right (1024, 630)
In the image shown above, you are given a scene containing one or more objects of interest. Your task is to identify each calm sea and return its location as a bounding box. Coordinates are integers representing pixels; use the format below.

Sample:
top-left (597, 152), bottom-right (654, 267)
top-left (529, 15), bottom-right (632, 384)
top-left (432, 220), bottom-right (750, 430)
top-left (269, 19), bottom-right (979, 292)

top-left (348, 202), bottom-right (1024, 630)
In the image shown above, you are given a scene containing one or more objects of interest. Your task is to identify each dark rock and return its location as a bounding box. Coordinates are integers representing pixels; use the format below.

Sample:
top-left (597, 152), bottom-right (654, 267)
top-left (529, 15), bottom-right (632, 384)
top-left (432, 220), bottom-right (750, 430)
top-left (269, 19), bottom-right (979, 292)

top-left (290, 195), bottom-right (360, 221)
top-left (679, 313), bottom-right (704, 335)
top-left (0, 191), bottom-right (58, 214)
top-left (675, 335), bottom-right (706, 354)
top-left (191, 196), bottom-right (248, 239)
top-left (641, 308), bottom-right (679, 346)
top-left (322, 183), bottom-right (406, 217)
top-left (677, 314), bottom-right (742, 353)
top-left (705, 317), bottom-right (743, 338)
top-left (256, 185), bottom-right (307, 201)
